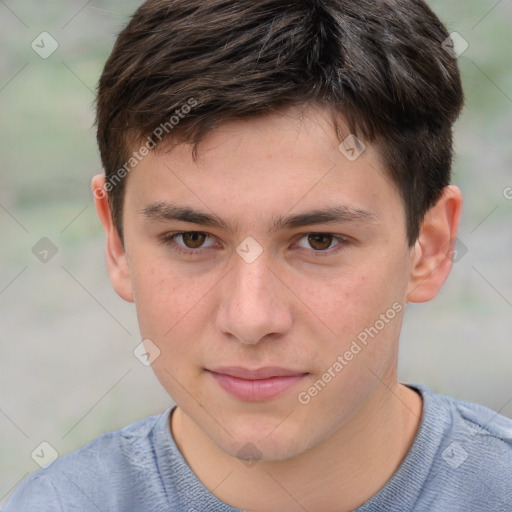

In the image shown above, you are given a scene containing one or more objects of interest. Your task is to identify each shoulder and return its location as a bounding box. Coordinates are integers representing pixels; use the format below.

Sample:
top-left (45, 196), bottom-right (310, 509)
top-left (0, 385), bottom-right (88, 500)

top-left (442, 391), bottom-right (512, 459)
top-left (3, 411), bottom-right (168, 512)
top-left (419, 386), bottom-right (512, 509)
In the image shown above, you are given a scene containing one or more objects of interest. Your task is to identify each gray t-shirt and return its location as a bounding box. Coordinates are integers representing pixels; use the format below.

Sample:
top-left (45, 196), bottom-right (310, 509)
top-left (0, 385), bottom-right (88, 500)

top-left (4, 384), bottom-right (512, 511)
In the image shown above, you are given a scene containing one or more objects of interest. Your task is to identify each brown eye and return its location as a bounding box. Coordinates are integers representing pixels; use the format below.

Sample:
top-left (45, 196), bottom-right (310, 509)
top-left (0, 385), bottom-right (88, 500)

top-left (161, 231), bottom-right (217, 256)
top-left (181, 232), bottom-right (207, 249)
top-left (307, 233), bottom-right (334, 251)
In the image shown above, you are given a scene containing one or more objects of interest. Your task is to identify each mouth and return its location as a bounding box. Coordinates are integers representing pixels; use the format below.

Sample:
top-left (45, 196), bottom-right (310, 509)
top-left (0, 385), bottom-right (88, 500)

top-left (206, 366), bottom-right (309, 402)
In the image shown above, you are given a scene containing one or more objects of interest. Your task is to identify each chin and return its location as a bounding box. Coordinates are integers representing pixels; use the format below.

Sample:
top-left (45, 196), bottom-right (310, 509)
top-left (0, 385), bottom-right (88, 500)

top-left (222, 436), bottom-right (309, 464)
top-left (210, 415), bottom-right (316, 463)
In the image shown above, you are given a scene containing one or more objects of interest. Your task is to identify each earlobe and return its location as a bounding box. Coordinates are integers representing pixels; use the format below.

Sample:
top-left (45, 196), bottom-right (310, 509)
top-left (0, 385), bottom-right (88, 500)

top-left (406, 185), bottom-right (463, 303)
top-left (91, 174), bottom-right (134, 303)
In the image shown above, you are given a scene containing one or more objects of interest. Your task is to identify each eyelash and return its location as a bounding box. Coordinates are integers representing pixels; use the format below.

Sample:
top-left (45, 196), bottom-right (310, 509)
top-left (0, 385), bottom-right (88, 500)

top-left (159, 231), bottom-right (350, 257)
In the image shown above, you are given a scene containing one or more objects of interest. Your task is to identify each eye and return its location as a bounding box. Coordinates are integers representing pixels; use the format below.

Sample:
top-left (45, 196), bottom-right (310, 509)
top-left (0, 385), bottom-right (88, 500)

top-left (160, 231), bottom-right (351, 258)
top-left (295, 233), bottom-right (349, 254)
top-left (160, 231), bottom-right (217, 255)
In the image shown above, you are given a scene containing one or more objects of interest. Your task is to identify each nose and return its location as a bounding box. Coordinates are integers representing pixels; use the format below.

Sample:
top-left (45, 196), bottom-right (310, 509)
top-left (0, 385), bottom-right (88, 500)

top-left (214, 255), bottom-right (293, 345)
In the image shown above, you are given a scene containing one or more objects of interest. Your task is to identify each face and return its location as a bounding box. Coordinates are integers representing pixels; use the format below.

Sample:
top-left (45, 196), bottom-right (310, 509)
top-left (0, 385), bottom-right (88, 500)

top-left (116, 106), bottom-right (417, 460)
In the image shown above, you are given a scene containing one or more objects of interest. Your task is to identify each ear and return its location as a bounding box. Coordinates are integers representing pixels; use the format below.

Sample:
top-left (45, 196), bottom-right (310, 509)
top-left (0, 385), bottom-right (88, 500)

top-left (92, 174), bottom-right (134, 302)
top-left (406, 185), bottom-right (463, 303)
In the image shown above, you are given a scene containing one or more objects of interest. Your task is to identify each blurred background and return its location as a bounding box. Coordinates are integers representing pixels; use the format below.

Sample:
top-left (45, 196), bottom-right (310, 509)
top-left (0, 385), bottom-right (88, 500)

top-left (0, 0), bottom-right (511, 502)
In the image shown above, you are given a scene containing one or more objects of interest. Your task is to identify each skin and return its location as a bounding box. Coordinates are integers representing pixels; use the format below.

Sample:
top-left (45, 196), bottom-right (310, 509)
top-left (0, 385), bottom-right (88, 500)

top-left (93, 105), bottom-right (462, 512)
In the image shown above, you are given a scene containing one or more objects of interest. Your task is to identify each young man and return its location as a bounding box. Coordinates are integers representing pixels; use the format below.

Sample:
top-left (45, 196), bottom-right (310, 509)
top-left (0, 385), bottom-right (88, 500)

top-left (5, 0), bottom-right (512, 510)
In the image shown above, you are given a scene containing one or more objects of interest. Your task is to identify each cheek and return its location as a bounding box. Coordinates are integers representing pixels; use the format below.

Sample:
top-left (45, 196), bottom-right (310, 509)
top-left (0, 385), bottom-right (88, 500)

top-left (303, 262), bottom-right (400, 332)
top-left (132, 267), bottom-right (209, 397)
top-left (295, 257), bottom-right (407, 374)
top-left (132, 261), bottom-right (216, 347)
top-left (132, 261), bottom-right (182, 335)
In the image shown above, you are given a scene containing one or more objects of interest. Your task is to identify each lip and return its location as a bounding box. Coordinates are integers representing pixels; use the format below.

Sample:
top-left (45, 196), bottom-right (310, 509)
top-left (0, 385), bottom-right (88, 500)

top-left (207, 366), bottom-right (308, 402)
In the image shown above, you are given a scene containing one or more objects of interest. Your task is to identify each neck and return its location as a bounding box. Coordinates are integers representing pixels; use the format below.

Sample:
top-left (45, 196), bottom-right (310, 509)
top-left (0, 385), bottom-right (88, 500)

top-left (171, 382), bottom-right (423, 512)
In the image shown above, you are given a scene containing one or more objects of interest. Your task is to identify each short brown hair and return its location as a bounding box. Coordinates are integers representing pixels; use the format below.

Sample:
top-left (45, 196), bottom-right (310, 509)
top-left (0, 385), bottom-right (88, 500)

top-left (95, 0), bottom-right (464, 245)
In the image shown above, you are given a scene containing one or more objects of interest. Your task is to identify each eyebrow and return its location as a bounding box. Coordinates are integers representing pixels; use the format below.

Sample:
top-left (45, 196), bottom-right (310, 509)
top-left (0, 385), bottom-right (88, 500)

top-left (140, 201), bottom-right (377, 232)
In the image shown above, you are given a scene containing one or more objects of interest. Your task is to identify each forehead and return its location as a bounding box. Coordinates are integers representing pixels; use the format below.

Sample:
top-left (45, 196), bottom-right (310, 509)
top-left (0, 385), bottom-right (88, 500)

top-left (124, 105), bottom-right (404, 229)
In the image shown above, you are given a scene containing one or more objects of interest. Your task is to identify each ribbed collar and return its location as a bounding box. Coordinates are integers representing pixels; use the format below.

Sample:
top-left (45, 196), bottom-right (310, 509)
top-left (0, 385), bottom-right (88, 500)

top-left (153, 384), bottom-right (447, 511)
